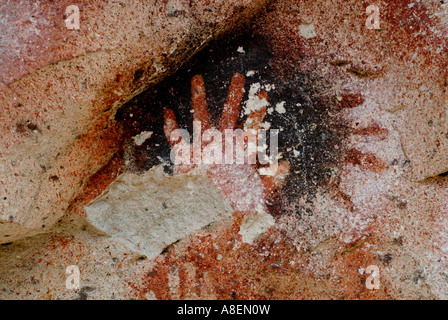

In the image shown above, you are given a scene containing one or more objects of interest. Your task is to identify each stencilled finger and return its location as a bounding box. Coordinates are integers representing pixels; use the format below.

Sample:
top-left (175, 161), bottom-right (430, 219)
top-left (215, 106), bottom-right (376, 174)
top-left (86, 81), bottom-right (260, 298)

top-left (191, 74), bottom-right (211, 131)
top-left (219, 72), bottom-right (245, 131)
top-left (164, 108), bottom-right (196, 171)
top-left (163, 107), bottom-right (180, 147)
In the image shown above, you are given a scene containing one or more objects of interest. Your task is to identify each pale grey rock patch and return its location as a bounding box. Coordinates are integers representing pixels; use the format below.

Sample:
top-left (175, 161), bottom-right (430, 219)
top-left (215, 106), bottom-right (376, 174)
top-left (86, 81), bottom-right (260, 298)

top-left (85, 165), bottom-right (233, 259)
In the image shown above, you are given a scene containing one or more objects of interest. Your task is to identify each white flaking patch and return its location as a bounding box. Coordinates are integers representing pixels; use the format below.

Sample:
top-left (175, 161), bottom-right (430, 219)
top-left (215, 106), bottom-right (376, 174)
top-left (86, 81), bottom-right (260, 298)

top-left (132, 131), bottom-right (152, 146)
top-left (260, 122), bottom-right (271, 130)
top-left (243, 82), bottom-right (270, 115)
top-left (263, 84), bottom-right (275, 92)
top-left (238, 211), bottom-right (275, 244)
top-left (248, 82), bottom-right (261, 95)
top-left (293, 149), bottom-right (300, 157)
top-left (246, 70), bottom-right (256, 77)
top-left (275, 101), bottom-right (286, 114)
top-left (85, 165), bottom-right (233, 259)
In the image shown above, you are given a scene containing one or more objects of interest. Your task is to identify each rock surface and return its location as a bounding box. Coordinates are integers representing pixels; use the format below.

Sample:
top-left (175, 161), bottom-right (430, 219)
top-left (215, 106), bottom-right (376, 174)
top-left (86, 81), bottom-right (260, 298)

top-left (0, 0), bottom-right (268, 243)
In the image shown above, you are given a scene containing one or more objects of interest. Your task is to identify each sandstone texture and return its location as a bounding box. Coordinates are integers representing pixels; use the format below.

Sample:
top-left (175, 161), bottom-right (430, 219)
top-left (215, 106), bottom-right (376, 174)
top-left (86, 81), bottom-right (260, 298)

top-left (0, 0), bottom-right (267, 243)
top-left (2, 0), bottom-right (448, 301)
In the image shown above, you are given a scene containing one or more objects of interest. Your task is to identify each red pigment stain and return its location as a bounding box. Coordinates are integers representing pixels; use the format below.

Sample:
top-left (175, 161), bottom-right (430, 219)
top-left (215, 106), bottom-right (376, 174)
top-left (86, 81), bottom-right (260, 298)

top-left (345, 149), bottom-right (389, 172)
top-left (127, 216), bottom-right (334, 300)
top-left (127, 216), bottom-right (393, 300)
top-left (70, 152), bottom-right (124, 218)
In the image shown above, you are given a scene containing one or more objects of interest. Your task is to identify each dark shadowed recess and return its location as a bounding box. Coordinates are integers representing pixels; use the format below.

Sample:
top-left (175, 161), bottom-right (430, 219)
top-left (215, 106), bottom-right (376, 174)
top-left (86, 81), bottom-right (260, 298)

top-left (115, 30), bottom-right (346, 217)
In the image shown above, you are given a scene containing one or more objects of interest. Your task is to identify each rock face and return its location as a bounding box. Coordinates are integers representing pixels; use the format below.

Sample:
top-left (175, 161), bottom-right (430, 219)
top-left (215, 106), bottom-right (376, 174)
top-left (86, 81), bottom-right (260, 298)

top-left (0, 0), bottom-right (268, 243)
top-left (2, 0), bottom-right (448, 301)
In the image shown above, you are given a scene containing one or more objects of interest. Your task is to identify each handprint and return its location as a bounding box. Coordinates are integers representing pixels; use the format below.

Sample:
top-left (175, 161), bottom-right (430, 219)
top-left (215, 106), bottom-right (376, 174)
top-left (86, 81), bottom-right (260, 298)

top-left (163, 73), bottom-right (290, 215)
